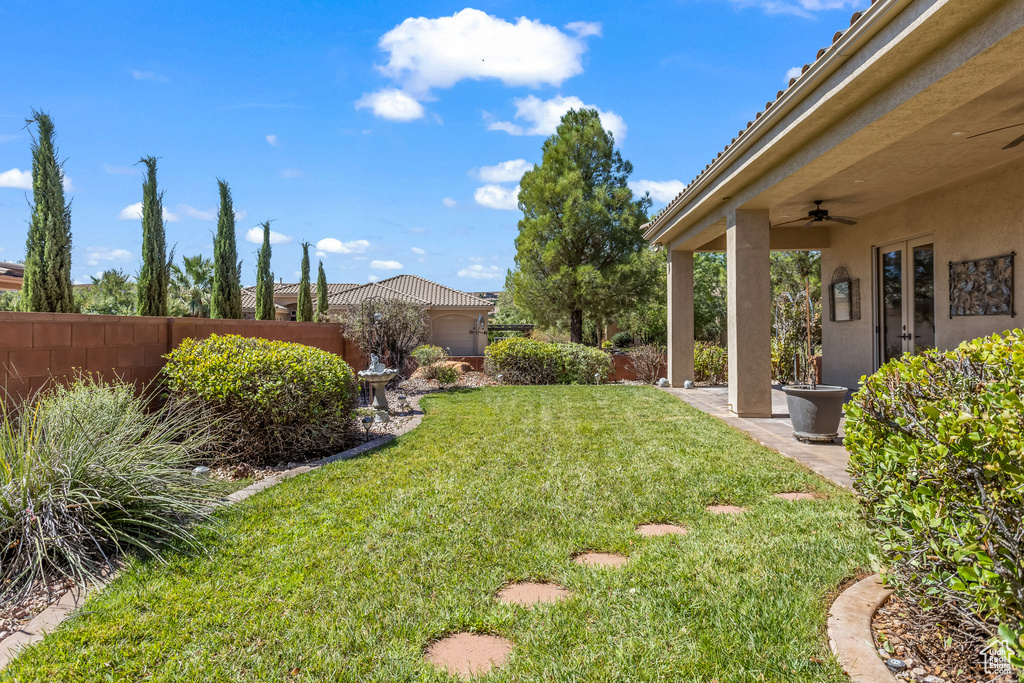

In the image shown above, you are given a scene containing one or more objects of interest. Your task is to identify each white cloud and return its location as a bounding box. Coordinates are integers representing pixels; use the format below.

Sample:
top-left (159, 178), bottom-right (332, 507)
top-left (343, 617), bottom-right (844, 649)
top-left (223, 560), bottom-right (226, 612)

top-left (442, 197), bottom-right (457, 208)
top-left (478, 158), bottom-right (531, 183)
top-left (103, 164), bottom-right (141, 176)
top-left (316, 238), bottom-right (370, 254)
top-left (0, 168), bottom-right (31, 189)
top-left (411, 247), bottom-right (426, 255)
top-left (371, 260), bottom-right (403, 270)
top-left (487, 95), bottom-right (627, 141)
top-left (85, 246), bottom-right (132, 266)
top-left (458, 264), bottom-right (502, 279)
top-left (565, 21), bottom-right (602, 38)
top-left (630, 179), bottom-right (688, 204)
top-left (266, 134), bottom-right (279, 147)
top-left (785, 66), bottom-right (803, 82)
top-left (117, 201), bottom-right (179, 222)
top-left (178, 204), bottom-right (217, 220)
top-left (355, 88), bottom-right (425, 121)
top-left (62, 176), bottom-right (75, 192)
top-left (280, 168), bottom-right (303, 178)
top-left (474, 184), bottom-right (520, 210)
top-left (235, 210), bottom-right (248, 221)
top-left (132, 70), bottom-right (166, 81)
top-left (368, 274), bottom-right (380, 282)
top-left (244, 226), bottom-right (293, 245)
top-left (730, 0), bottom-right (862, 17)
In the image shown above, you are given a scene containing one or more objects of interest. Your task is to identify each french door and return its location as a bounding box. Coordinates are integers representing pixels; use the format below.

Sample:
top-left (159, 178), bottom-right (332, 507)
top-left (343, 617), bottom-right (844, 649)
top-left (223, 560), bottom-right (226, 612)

top-left (877, 236), bottom-right (936, 366)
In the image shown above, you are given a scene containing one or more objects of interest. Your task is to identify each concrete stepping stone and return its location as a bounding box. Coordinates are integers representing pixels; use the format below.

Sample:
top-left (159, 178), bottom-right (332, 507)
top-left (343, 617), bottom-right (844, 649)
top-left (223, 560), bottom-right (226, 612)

top-left (706, 504), bottom-right (747, 514)
top-left (636, 523), bottom-right (689, 537)
top-left (424, 633), bottom-right (513, 680)
top-left (573, 552), bottom-right (629, 568)
top-left (496, 582), bottom-right (571, 607)
top-left (774, 492), bottom-right (822, 501)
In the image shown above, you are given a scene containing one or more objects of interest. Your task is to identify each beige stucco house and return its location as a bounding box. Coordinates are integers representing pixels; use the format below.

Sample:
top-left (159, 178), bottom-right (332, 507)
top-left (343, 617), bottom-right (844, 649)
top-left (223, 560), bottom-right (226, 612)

top-left (644, 0), bottom-right (1024, 417)
top-left (242, 274), bottom-right (492, 356)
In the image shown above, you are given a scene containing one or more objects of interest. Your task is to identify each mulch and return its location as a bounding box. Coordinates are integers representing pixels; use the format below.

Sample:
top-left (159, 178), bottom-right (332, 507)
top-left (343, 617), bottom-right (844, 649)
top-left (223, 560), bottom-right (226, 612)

top-left (873, 593), bottom-right (1018, 682)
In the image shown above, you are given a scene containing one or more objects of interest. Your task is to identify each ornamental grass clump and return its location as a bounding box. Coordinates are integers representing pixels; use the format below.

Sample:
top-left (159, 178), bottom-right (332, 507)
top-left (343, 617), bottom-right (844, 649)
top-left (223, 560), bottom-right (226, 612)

top-left (846, 330), bottom-right (1024, 671)
top-left (163, 334), bottom-right (358, 464)
top-left (0, 377), bottom-right (218, 605)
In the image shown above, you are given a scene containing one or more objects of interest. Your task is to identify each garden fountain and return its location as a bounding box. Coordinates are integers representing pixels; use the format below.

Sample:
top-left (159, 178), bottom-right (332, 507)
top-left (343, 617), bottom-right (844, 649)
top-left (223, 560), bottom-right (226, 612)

top-left (358, 354), bottom-right (398, 420)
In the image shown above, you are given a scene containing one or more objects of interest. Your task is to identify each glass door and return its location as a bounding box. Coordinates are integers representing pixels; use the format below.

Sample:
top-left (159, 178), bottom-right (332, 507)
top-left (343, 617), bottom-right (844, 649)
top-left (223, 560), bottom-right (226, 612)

top-left (877, 237), bottom-right (935, 365)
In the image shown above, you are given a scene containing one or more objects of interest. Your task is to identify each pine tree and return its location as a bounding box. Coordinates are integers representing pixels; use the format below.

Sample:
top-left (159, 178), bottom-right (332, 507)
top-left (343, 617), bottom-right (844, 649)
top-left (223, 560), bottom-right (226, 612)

top-left (255, 221), bottom-right (275, 320)
top-left (509, 109), bottom-right (651, 342)
top-left (136, 156), bottom-right (169, 316)
top-left (315, 260), bottom-right (328, 321)
top-left (20, 110), bottom-right (75, 313)
top-left (211, 179), bottom-right (242, 319)
top-left (296, 242), bottom-right (313, 322)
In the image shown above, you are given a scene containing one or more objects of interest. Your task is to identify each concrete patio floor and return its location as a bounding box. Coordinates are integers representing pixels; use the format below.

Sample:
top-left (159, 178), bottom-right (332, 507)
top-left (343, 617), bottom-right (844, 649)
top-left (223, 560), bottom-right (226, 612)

top-left (660, 385), bottom-right (853, 489)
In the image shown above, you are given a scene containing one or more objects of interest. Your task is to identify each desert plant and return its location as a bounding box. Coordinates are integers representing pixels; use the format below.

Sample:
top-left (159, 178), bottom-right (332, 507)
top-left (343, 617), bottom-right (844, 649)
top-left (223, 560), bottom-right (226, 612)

top-left (435, 364), bottom-right (459, 385)
top-left (0, 377), bottom-right (218, 605)
top-left (627, 344), bottom-right (666, 384)
top-left (341, 299), bottom-right (429, 375)
top-left (163, 334), bottom-right (358, 464)
top-left (693, 342), bottom-right (727, 384)
top-left (611, 331), bottom-right (634, 348)
top-left (846, 330), bottom-right (1024, 670)
top-left (411, 344), bottom-right (449, 380)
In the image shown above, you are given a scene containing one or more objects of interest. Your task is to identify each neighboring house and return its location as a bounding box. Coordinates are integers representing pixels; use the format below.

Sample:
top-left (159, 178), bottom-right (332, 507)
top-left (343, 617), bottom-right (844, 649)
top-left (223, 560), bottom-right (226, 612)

top-left (0, 262), bottom-right (24, 291)
top-left (242, 274), bottom-right (492, 356)
top-left (644, 0), bottom-right (1024, 417)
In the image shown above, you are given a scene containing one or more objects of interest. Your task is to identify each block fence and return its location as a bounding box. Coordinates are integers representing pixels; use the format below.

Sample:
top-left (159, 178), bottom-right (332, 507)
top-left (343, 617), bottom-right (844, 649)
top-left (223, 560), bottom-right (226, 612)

top-left (0, 311), bottom-right (364, 404)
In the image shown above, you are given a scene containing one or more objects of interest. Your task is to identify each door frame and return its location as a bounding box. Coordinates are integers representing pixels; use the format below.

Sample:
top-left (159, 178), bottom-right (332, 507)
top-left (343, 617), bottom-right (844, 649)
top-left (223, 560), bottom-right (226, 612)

top-left (872, 232), bottom-right (935, 371)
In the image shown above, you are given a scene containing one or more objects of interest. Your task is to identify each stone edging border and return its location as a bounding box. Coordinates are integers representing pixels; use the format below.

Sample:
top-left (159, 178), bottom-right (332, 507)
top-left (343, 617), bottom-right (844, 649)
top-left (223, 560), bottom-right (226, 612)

top-left (827, 573), bottom-right (897, 683)
top-left (0, 395), bottom-right (426, 670)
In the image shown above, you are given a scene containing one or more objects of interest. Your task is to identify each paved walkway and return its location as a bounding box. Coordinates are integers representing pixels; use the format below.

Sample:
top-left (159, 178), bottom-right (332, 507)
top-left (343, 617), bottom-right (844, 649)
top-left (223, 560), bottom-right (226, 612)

top-left (660, 385), bottom-right (853, 489)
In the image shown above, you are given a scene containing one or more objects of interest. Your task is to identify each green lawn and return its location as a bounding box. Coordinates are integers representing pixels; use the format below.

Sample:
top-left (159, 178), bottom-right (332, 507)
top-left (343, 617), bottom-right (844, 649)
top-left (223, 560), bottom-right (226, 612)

top-left (3, 386), bottom-right (872, 682)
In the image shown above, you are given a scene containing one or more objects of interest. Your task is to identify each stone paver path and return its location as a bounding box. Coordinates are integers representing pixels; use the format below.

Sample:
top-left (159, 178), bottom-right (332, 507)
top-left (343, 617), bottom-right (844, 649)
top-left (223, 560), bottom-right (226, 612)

top-left (636, 523), bottom-right (689, 537)
top-left (573, 552), bottom-right (629, 568)
top-left (496, 582), bottom-right (571, 607)
top-left (424, 633), bottom-right (513, 680)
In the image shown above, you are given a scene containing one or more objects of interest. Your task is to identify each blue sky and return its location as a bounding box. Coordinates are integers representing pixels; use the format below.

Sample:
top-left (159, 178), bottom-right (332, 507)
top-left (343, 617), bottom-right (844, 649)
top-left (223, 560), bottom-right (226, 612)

top-left (0, 0), bottom-right (869, 289)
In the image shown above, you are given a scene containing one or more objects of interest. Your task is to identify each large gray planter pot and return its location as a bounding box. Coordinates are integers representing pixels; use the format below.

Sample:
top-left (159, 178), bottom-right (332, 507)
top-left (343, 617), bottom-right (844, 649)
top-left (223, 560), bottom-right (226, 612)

top-left (781, 384), bottom-right (848, 443)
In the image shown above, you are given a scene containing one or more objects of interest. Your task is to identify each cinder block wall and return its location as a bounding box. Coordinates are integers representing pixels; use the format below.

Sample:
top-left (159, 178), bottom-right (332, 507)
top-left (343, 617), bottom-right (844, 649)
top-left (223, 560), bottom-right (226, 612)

top-left (0, 312), bottom-right (360, 403)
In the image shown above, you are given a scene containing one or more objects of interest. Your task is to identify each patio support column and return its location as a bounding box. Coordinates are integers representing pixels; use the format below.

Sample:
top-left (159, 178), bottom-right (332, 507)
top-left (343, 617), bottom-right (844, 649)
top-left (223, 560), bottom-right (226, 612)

top-left (667, 248), bottom-right (694, 386)
top-left (726, 208), bottom-right (772, 417)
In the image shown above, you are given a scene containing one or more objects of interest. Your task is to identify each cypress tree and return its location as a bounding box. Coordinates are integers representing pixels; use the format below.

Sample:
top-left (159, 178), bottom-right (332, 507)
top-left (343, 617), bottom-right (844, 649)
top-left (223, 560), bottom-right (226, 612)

top-left (20, 110), bottom-right (75, 313)
top-left (211, 179), bottom-right (242, 319)
top-left (136, 156), bottom-right (169, 316)
top-left (296, 242), bottom-right (313, 322)
top-left (255, 221), bottom-right (275, 320)
top-left (315, 260), bottom-right (328, 321)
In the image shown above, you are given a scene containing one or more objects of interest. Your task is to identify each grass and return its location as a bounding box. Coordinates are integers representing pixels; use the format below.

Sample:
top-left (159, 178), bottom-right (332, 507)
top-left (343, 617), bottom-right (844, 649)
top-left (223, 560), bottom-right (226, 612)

top-left (1, 386), bottom-right (873, 682)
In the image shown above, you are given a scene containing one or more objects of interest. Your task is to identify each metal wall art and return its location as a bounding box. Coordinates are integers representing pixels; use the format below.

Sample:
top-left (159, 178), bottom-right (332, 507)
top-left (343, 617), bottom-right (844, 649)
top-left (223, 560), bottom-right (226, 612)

top-left (948, 252), bottom-right (1015, 318)
top-left (829, 266), bottom-right (860, 322)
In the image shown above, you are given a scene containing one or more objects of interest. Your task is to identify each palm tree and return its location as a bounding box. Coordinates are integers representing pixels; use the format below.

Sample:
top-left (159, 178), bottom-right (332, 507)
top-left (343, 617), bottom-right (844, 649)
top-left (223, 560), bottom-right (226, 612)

top-left (169, 254), bottom-right (214, 317)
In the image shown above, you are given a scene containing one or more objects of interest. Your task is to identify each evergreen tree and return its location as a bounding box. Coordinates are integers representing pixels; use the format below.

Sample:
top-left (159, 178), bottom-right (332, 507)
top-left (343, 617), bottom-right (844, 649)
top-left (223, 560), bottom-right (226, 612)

top-left (211, 179), bottom-right (242, 319)
top-left (255, 221), bottom-right (275, 320)
top-left (20, 110), bottom-right (75, 313)
top-left (508, 109), bottom-right (651, 342)
top-left (296, 242), bottom-right (313, 322)
top-left (315, 260), bottom-right (328, 321)
top-left (136, 156), bottom-right (169, 316)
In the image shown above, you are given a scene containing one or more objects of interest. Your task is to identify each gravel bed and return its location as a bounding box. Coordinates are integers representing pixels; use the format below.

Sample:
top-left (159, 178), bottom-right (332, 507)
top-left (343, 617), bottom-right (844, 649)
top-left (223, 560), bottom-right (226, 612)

top-left (0, 578), bottom-right (78, 643)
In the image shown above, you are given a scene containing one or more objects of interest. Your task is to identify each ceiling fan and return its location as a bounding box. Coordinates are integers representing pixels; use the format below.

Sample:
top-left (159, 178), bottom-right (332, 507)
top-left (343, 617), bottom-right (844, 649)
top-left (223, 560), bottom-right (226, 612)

top-left (966, 122), bottom-right (1024, 150)
top-left (774, 200), bottom-right (858, 230)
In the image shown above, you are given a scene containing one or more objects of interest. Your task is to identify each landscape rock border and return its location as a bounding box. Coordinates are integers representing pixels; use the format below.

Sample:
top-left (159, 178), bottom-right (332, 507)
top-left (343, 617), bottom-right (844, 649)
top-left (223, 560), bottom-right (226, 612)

top-left (0, 396), bottom-right (426, 671)
top-left (828, 573), bottom-right (898, 683)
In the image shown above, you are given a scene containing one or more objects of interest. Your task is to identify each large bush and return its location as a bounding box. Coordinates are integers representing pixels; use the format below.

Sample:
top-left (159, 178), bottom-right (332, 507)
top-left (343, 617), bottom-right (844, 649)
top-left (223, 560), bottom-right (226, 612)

top-left (694, 342), bottom-right (727, 384)
top-left (627, 344), bottom-right (666, 384)
top-left (485, 338), bottom-right (611, 385)
top-left (846, 330), bottom-right (1024, 670)
top-left (0, 377), bottom-right (217, 604)
top-left (340, 298), bottom-right (428, 377)
top-left (163, 334), bottom-right (358, 464)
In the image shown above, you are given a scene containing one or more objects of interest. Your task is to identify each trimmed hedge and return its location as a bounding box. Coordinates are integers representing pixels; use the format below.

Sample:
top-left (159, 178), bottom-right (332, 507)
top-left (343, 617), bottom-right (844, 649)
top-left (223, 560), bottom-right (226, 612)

top-left (846, 330), bottom-right (1024, 669)
top-left (163, 334), bottom-right (358, 464)
top-left (484, 337), bottom-right (611, 385)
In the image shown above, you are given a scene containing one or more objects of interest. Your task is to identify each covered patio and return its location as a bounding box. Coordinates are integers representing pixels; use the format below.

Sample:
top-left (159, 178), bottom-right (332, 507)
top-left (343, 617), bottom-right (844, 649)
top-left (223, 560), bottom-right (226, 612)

top-left (645, 0), bottom-right (1024, 416)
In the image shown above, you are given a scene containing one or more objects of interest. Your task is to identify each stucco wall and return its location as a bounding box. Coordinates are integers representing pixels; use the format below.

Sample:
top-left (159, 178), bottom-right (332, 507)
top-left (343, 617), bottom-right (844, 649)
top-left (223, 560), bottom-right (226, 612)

top-left (822, 155), bottom-right (1024, 391)
top-left (428, 310), bottom-right (487, 356)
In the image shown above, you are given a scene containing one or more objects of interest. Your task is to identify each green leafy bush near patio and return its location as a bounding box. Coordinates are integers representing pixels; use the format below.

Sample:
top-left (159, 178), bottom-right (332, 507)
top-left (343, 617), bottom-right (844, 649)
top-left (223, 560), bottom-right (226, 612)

top-left (484, 337), bottom-right (611, 384)
top-left (846, 330), bottom-right (1024, 670)
top-left (694, 342), bottom-right (727, 384)
top-left (163, 334), bottom-right (358, 464)
top-left (611, 330), bottom-right (634, 348)
top-left (0, 377), bottom-right (217, 605)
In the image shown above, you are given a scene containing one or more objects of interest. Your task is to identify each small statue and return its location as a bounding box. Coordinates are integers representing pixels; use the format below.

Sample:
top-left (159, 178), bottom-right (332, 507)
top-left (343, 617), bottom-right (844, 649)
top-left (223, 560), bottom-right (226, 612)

top-left (368, 354), bottom-right (386, 373)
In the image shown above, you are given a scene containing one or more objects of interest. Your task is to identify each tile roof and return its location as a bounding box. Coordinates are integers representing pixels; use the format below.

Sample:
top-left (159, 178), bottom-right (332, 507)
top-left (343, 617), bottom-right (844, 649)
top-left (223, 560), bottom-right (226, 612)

top-left (645, 5), bottom-right (873, 233)
top-left (327, 275), bottom-right (492, 308)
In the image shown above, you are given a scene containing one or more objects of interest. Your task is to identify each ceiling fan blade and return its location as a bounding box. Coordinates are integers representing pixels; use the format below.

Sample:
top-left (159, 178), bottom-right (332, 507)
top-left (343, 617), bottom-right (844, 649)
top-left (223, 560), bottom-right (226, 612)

top-left (1003, 133), bottom-right (1024, 150)
top-left (800, 220), bottom-right (817, 230)
top-left (966, 122), bottom-right (1024, 139)
top-left (772, 217), bottom-right (809, 227)
top-left (829, 217), bottom-right (858, 225)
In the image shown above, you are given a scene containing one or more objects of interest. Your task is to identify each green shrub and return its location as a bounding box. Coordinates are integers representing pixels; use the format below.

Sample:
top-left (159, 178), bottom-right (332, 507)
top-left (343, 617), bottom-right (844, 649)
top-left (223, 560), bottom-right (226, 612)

top-left (484, 338), bottom-right (611, 385)
top-left (694, 342), bottom-right (727, 384)
top-left (412, 344), bottom-right (450, 381)
top-left (163, 334), bottom-right (358, 464)
top-left (846, 330), bottom-right (1024, 670)
top-left (0, 377), bottom-right (217, 605)
top-left (611, 331), bottom-right (634, 348)
top-left (435, 364), bottom-right (459, 385)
